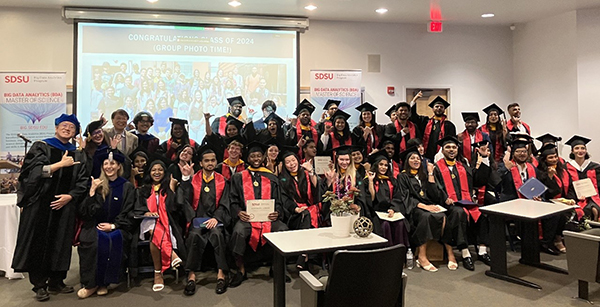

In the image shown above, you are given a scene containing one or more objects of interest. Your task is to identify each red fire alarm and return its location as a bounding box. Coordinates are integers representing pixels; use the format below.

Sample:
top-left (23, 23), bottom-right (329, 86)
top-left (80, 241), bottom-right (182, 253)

top-left (428, 21), bottom-right (443, 33)
top-left (387, 86), bottom-right (395, 96)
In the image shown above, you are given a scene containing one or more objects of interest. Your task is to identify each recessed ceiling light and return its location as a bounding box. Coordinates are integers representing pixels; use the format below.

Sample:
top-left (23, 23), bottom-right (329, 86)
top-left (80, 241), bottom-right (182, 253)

top-left (228, 1), bottom-right (241, 7)
top-left (147, 0), bottom-right (158, 3)
top-left (481, 13), bottom-right (495, 18)
top-left (376, 8), bottom-right (388, 14)
top-left (305, 5), bottom-right (317, 11)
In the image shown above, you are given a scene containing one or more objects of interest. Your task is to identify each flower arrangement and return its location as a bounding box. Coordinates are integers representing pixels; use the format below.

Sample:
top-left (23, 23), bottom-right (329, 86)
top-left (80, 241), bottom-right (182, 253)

top-left (322, 186), bottom-right (360, 216)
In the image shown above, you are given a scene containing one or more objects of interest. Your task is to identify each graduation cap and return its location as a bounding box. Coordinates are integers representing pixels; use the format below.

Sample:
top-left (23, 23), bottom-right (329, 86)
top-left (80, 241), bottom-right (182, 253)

top-left (97, 149), bottom-right (126, 164)
top-left (227, 96), bottom-right (246, 107)
top-left (367, 151), bottom-right (389, 165)
top-left (84, 119), bottom-right (104, 138)
top-left (355, 102), bottom-right (377, 113)
top-left (197, 143), bottom-right (218, 161)
top-left (226, 116), bottom-right (244, 131)
top-left (278, 144), bottom-right (300, 161)
top-left (331, 109), bottom-right (351, 121)
top-left (169, 117), bottom-right (188, 126)
top-left (399, 145), bottom-right (420, 163)
top-left (538, 143), bottom-right (558, 157)
top-left (509, 132), bottom-right (533, 143)
top-left (378, 136), bottom-right (397, 149)
top-left (565, 135), bottom-right (591, 147)
top-left (293, 99), bottom-right (316, 116)
top-left (264, 112), bottom-right (285, 127)
top-left (325, 144), bottom-right (353, 158)
top-left (323, 99), bottom-right (341, 110)
top-left (385, 104), bottom-right (398, 118)
top-left (406, 138), bottom-right (423, 148)
top-left (395, 102), bottom-right (410, 110)
top-left (471, 140), bottom-right (490, 148)
top-left (511, 139), bottom-right (530, 150)
top-left (482, 103), bottom-right (504, 116)
top-left (461, 112), bottom-right (480, 122)
top-left (436, 135), bottom-right (460, 147)
top-left (428, 96), bottom-right (450, 109)
top-left (536, 133), bottom-right (562, 145)
top-left (55, 113), bottom-right (81, 134)
top-left (245, 141), bottom-right (269, 155)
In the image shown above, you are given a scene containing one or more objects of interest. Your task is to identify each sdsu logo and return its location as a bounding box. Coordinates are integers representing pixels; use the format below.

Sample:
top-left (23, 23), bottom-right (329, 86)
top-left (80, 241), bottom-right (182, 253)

top-left (4, 76), bottom-right (30, 83)
top-left (314, 73), bottom-right (333, 80)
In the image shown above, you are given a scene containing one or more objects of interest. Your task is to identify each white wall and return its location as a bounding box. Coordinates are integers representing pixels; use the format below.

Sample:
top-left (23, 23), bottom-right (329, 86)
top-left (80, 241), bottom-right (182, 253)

top-left (576, 8), bottom-right (600, 157)
top-left (0, 8), bottom-right (73, 82)
top-left (300, 20), bottom-right (515, 125)
top-left (512, 11), bottom-right (579, 155)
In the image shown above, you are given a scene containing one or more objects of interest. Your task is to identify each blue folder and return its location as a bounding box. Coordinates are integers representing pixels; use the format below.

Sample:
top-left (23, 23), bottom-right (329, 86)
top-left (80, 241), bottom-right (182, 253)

top-left (454, 199), bottom-right (481, 207)
top-left (518, 177), bottom-right (548, 199)
top-left (192, 217), bottom-right (224, 229)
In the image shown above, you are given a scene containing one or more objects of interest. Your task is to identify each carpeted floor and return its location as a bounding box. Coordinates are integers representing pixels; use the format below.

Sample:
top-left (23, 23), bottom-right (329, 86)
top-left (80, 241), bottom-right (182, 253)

top-left (0, 248), bottom-right (598, 307)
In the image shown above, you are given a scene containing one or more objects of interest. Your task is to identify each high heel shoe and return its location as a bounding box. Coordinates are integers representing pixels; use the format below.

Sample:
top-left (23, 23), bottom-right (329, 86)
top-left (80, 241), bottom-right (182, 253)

top-left (554, 241), bottom-right (567, 253)
top-left (77, 287), bottom-right (98, 299)
top-left (416, 259), bottom-right (438, 272)
top-left (447, 260), bottom-right (458, 271)
top-left (153, 270), bottom-right (164, 292)
top-left (171, 257), bottom-right (182, 268)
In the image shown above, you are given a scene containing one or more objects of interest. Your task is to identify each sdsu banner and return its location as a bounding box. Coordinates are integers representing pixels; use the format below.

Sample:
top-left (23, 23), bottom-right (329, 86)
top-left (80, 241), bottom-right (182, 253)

top-left (310, 70), bottom-right (361, 129)
top-left (0, 72), bottom-right (67, 155)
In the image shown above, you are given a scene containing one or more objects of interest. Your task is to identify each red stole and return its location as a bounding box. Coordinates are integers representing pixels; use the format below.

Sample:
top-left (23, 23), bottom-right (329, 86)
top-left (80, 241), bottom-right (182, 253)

top-left (506, 120), bottom-right (531, 134)
top-left (146, 189), bottom-right (171, 273)
top-left (422, 116), bottom-right (446, 152)
top-left (241, 171), bottom-right (272, 251)
top-left (374, 179), bottom-right (394, 201)
top-left (553, 170), bottom-right (571, 199)
top-left (436, 159), bottom-right (481, 222)
top-left (221, 163), bottom-right (245, 181)
top-left (566, 163), bottom-right (600, 218)
top-left (296, 120), bottom-right (318, 158)
top-left (191, 172), bottom-right (226, 211)
top-left (480, 125), bottom-right (503, 162)
top-left (166, 138), bottom-right (197, 161)
top-left (329, 132), bottom-right (353, 149)
top-left (364, 125), bottom-right (379, 154)
top-left (461, 130), bottom-right (483, 164)
top-left (392, 161), bottom-right (400, 178)
top-left (293, 171), bottom-right (320, 228)
top-left (509, 163), bottom-right (537, 198)
top-left (394, 120), bottom-right (416, 152)
top-left (218, 116), bottom-right (227, 135)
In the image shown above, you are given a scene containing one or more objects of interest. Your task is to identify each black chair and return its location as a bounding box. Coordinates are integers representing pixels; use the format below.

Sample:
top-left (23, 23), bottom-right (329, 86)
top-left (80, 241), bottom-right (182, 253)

top-left (299, 244), bottom-right (407, 307)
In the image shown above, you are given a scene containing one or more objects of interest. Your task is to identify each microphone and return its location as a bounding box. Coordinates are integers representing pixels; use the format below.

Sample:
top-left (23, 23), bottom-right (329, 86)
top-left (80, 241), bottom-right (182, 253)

top-left (17, 133), bottom-right (32, 143)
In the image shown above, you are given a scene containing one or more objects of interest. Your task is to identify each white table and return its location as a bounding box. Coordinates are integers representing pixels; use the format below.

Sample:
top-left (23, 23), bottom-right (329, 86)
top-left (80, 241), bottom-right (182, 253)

top-left (479, 199), bottom-right (573, 289)
top-left (0, 194), bottom-right (24, 279)
top-left (263, 227), bottom-right (388, 307)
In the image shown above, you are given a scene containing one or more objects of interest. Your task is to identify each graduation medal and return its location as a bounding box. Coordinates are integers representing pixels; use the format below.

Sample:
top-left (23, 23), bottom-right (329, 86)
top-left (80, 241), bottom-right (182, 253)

top-left (204, 186), bottom-right (210, 193)
top-left (451, 174), bottom-right (456, 179)
top-left (253, 181), bottom-right (259, 187)
top-left (419, 190), bottom-right (424, 197)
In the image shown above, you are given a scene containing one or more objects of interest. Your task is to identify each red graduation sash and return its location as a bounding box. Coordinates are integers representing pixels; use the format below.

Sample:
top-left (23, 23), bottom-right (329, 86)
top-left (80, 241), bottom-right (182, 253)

top-left (293, 170), bottom-right (320, 228)
top-left (364, 125), bottom-right (379, 154)
top-left (553, 170), bottom-right (571, 199)
top-left (506, 120), bottom-right (531, 134)
top-left (242, 171), bottom-right (272, 251)
top-left (566, 163), bottom-right (600, 218)
top-left (221, 162), bottom-right (245, 181)
top-left (510, 163), bottom-right (537, 198)
top-left (374, 179), bottom-right (394, 202)
top-left (461, 129), bottom-right (483, 164)
top-left (394, 120), bottom-right (416, 152)
top-left (295, 120), bottom-right (318, 158)
top-left (146, 189), bottom-right (172, 273)
top-left (191, 172), bottom-right (226, 211)
top-left (480, 125), bottom-right (504, 162)
top-left (436, 159), bottom-right (481, 222)
top-left (218, 116), bottom-right (227, 135)
top-left (166, 138), bottom-right (197, 161)
top-left (422, 116), bottom-right (446, 153)
top-left (329, 132), bottom-right (353, 149)
top-left (392, 161), bottom-right (400, 178)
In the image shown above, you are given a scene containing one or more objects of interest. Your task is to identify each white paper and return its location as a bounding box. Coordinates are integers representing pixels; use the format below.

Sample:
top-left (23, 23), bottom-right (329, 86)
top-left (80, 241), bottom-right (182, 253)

top-left (573, 178), bottom-right (598, 199)
top-left (376, 211), bottom-right (405, 222)
top-left (550, 199), bottom-right (579, 209)
top-left (246, 199), bottom-right (275, 222)
top-left (314, 156), bottom-right (332, 175)
top-left (433, 205), bottom-right (447, 213)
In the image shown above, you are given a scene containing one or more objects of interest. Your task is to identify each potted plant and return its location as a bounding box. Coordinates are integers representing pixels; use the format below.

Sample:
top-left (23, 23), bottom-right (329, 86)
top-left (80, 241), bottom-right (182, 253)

top-left (323, 187), bottom-right (360, 237)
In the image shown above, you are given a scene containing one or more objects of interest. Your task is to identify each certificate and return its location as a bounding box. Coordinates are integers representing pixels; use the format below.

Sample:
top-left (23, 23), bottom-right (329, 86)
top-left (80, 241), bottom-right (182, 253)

top-left (376, 211), bottom-right (405, 222)
top-left (246, 199), bottom-right (275, 222)
top-left (573, 178), bottom-right (598, 199)
top-left (314, 156), bottom-right (332, 175)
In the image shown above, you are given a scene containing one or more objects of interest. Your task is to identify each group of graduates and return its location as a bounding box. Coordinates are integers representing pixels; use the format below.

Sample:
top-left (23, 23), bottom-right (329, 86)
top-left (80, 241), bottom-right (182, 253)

top-left (11, 92), bottom-right (600, 302)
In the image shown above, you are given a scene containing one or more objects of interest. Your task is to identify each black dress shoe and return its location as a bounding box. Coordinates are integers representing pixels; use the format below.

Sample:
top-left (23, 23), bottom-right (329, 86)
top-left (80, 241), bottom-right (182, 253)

top-left (183, 280), bottom-right (196, 296)
top-left (35, 288), bottom-right (50, 302)
top-left (47, 284), bottom-right (74, 294)
top-left (229, 271), bottom-right (247, 288)
top-left (477, 253), bottom-right (491, 266)
top-left (540, 244), bottom-right (560, 256)
top-left (462, 257), bottom-right (475, 271)
top-left (215, 278), bottom-right (227, 294)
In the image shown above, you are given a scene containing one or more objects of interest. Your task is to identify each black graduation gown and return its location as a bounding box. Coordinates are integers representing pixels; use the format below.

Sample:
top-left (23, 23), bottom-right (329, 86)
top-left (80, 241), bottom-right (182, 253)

top-left (397, 172), bottom-right (446, 247)
top-left (12, 141), bottom-right (89, 273)
top-left (565, 161), bottom-right (600, 217)
top-left (229, 170), bottom-right (288, 256)
top-left (285, 123), bottom-right (324, 155)
top-left (133, 132), bottom-right (160, 154)
top-left (279, 170), bottom-right (322, 229)
top-left (410, 105), bottom-right (456, 160)
top-left (181, 174), bottom-right (231, 271)
top-left (323, 131), bottom-right (364, 153)
top-left (78, 178), bottom-right (135, 288)
top-left (384, 120), bottom-right (423, 153)
top-left (352, 124), bottom-right (384, 154)
top-left (365, 177), bottom-right (408, 244)
top-left (321, 173), bottom-right (368, 225)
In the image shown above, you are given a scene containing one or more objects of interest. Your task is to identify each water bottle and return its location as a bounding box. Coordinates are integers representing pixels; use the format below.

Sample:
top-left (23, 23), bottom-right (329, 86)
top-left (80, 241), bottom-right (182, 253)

top-left (406, 248), bottom-right (414, 270)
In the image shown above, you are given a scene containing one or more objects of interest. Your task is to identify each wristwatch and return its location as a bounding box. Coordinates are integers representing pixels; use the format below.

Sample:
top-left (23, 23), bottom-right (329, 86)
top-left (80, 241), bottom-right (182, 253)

top-left (110, 224), bottom-right (116, 230)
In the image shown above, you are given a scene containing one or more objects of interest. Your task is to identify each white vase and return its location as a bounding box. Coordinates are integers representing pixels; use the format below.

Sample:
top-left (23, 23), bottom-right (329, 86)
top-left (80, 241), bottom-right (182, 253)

top-left (349, 214), bottom-right (360, 234)
top-left (331, 214), bottom-right (351, 237)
